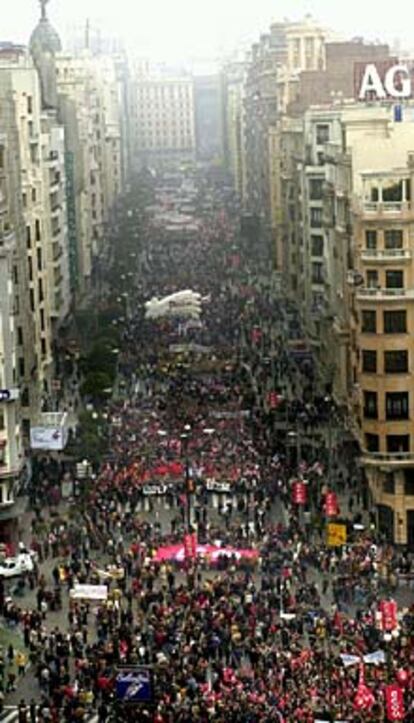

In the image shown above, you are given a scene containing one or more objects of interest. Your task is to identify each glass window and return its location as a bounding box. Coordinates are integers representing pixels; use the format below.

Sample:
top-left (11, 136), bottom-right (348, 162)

top-left (383, 310), bottom-right (406, 333)
top-left (365, 230), bottom-right (377, 249)
top-left (366, 270), bottom-right (379, 288)
top-left (386, 270), bottom-right (404, 289)
top-left (309, 178), bottom-right (324, 200)
top-left (310, 207), bottom-right (323, 228)
top-left (386, 392), bottom-right (409, 420)
top-left (311, 235), bottom-right (324, 256)
top-left (382, 179), bottom-right (403, 203)
top-left (365, 433), bottom-right (379, 452)
top-left (383, 473), bottom-right (395, 493)
top-left (311, 262), bottom-right (324, 284)
top-left (363, 391), bottom-right (378, 419)
top-left (316, 124), bottom-right (330, 144)
top-left (362, 310), bottom-right (376, 333)
top-left (384, 229), bottom-right (403, 249)
top-left (387, 435), bottom-right (410, 453)
top-left (404, 470), bottom-right (414, 495)
top-left (384, 350), bottom-right (408, 373)
top-left (362, 350), bottom-right (377, 373)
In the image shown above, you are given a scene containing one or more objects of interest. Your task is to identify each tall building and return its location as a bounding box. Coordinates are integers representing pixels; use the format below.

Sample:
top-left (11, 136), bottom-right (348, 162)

top-left (129, 66), bottom-right (196, 169)
top-left (193, 74), bottom-right (224, 161)
top-left (222, 60), bottom-right (246, 197)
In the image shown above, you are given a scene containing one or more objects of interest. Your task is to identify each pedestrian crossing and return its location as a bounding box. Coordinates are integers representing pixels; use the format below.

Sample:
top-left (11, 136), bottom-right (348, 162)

top-left (0, 707), bottom-right (99, 722)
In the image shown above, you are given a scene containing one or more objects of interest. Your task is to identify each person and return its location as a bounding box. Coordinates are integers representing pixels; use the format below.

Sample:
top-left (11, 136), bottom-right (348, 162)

top-left (29, 698), bottom-right (37, 723)
top-left (18, 698), bottom-right (28, 722)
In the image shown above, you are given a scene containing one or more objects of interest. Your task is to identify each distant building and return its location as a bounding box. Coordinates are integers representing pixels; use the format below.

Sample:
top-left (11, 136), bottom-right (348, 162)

top-left (193, 75), bottom-right (224, 161)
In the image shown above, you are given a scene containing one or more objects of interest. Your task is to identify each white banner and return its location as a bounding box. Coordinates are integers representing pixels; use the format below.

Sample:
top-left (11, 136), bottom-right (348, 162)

top-left (30, 426), bottom-right (68, 451)
top-left (70, 584), bottom-right (108, 601)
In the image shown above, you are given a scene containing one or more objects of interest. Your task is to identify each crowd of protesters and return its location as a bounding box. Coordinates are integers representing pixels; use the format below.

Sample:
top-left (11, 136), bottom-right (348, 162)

top-left (1, 168), bottom-right (414, 722)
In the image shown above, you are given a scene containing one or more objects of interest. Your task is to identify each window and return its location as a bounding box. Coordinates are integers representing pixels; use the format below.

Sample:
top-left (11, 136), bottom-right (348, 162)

top-left (41, 338), bottom-right (47, 357)
top-left (387, 435), bottom-right (410, 453)
top-left (365, 230), bottom-right (377, 249)
top-left (384, 350), bottom-right (408, 373)
top-left (37, 247), bottom-right (42, 271)
top-left (362, 350), bottom-right (377, 373)
top-left (310, 207), bottom-right (323, 228)
top-left (363, 391), bottom-right (378, 419)
top-left (383, 473), bottom-right (395, 494)
top-left (311, 235), bottom-right (324, 256)
top-left (362, 310), bottom-right (376, 333)
top-left (0, 412), bottom-right (4, 431)
top-left (17, 327), bottom-right (23, 346)
top-left (382, 179), bottom-right (403, 203)
top-left (386, 392), bottom-right (409, 420)
top-left (366, 270), bottom-right (379, 288)
top-left (29, 289), bottom-right (35, 312)
top-left (35, 219), bottom-right (41, 241)
top-left (404, 470), bottom-right (414, 495)
top-left (311, 262), bottom-right (324, 284)
top-left (38, 279), bottom-right (44, 303)
top-left (365, 433), bottom-right (379, 452)
top-left (18, 357), bottom-right (25, 377)
top-left (28, 257), bottom-right (33, 282)
top-left (384, 229), bottom-right (403, 249)
top-left (27, 95), bottom-right (33, 114)
top-left (383, 310), bottom-right (406, 333)
top-left (309, 178), bottom-right (323, 200)
top-left (316, 124), bottom-right (330, 144)
top-left (40, 309), bottom-right (45, 331)
top-left (26, 225), bottom-right (31, 249)
top-left (386, 270), bottom-right (404, 289)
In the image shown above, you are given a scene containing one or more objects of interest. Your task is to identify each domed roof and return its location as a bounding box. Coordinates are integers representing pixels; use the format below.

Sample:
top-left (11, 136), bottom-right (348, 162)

top-left (29, 1), bottom-right (61, 56)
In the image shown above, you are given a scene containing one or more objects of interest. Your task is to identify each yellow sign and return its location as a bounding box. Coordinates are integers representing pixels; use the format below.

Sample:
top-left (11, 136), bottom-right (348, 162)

top-left (327, 523), bottom-right (347, 547)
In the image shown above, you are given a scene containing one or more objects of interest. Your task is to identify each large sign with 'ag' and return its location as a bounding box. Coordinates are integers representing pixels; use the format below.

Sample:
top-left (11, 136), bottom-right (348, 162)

top-left (116, 667), bottom-right (154, 704)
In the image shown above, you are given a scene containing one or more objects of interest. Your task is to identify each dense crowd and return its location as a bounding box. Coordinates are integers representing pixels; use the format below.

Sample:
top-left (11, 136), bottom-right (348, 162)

top-left (1, 169), bottom-right (414, 722)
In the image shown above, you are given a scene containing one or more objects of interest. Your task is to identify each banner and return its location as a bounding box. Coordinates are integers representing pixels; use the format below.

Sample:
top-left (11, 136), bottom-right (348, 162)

top-left (354, 663), bottom-right (375, 712)
top-left (327, 523), bottom-right (347, 547)
top-left (292, 481), bottom-right (307, 505)
top-left (115, 667), bottom-right (154, 703)
top-left (379, 599), bottom-right (398, 631)
top-left (184, 533), bottom-right (197, 559)
top-left (324, 491), bottom-right (339, 517)
top-left (69, 584), bottom-right (108, 601)
top-left (30, 425), bottom-right (68, 451)
top-left (385, 684), bottom-right (405, 721)
top-left (267, 391), bottom-right (282, 409)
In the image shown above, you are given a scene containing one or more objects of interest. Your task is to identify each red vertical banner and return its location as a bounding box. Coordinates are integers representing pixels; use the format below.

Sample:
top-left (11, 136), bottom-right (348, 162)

top-left (385, 684), bottom-right (405, 721)
top-left (379, 599), bottom-right (398, 631)
top-left (267, 391), bottom-right (282, 409)
top-left (292, 481), bottom-right (307, 505)
top-left (184, 533), bottom-right (197, 559)
top-left (324, 491), bottom-right (339, 517)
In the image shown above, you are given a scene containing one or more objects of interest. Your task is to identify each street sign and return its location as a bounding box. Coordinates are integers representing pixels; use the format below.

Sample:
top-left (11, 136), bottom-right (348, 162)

top-left (115, 667), bottom-right (154, 703)
top-left (327, 522), bottom-right (347, 547)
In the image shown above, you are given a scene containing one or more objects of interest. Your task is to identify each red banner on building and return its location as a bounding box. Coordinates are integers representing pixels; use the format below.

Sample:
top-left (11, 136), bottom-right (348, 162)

top-left (385, 684), bottom-right (405, 721)
top-left (324, 491), bottom-right (339, 517)
top-left (184, 533), bottom-right (197, 559)
top-left (379, 599), bottom-right (398, 631)
top-left (292, 481), bottom-right (307, 505)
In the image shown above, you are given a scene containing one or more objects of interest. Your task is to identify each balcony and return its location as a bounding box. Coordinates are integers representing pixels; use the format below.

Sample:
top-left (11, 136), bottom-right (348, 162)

top-left (52, 226), bottom-right (61, 238)
top-left (362, 451), bottom-right (414, 467)
top-left (356, 287), bottom-right (414, 301)
top-left (361, 248), bottom-right (412, 263)
top-left (361, 201), bottom-right (412, 219)
top-left (52, 243), bottom-right (63, 262)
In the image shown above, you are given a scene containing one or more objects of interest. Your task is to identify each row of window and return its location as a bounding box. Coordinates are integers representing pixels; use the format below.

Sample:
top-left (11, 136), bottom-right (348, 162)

top-left (364, 391), bottom-right (409, 420)
top-left (365, 229), bottom-right (403, 249)
top-left (365, 433), bottom-right (411, 454)
top-left (362, 309), bottom-right (406, 334)
top-left (362, 349), bottom-right (408, 374)
top-left (365, 269), bottom-right (404, 289)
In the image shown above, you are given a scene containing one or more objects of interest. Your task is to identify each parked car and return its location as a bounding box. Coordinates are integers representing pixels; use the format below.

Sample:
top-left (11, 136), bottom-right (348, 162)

top-left (0, 553), bottom-right (34, 578)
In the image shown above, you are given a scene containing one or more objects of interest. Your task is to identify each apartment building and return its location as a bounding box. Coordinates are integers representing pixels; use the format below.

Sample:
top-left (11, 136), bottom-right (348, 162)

top-left (222, 60), bottom-right (246, 197)
top-left (0, 132), bottom-right (25, 542)
top-left (130, 68), bottom-right (195, 168)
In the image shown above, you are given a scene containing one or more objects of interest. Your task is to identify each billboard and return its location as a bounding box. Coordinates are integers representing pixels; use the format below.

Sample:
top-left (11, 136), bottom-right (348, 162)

top-left (30, 425), bottom-right (69, 451)
top-left (116, 667), bottom-right (154, 704)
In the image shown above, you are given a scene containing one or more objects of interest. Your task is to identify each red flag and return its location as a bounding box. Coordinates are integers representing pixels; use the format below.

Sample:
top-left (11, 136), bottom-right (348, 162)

top-left (385, 684), bottom-right (405, 721)
top-left (292, 481), bottom-right (307, 505)
top-left (184, 533), bottom-right (197, 559)
top-left (354, 663), bottom-right (375, 711)
top-left (379, 599), bottom-right (398, 631)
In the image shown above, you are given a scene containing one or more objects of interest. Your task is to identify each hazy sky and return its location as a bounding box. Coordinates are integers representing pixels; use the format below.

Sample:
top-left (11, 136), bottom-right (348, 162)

top-left (3, 0), bottom-right (413, 61)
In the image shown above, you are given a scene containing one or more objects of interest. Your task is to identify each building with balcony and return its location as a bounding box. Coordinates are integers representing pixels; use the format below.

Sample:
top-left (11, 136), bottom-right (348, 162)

top-left (351, 111), bottom-right (414, 547)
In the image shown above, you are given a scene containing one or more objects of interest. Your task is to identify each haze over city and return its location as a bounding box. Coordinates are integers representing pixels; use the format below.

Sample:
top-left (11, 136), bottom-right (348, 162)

top-left (3, 0), bottom-right (414, 61)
